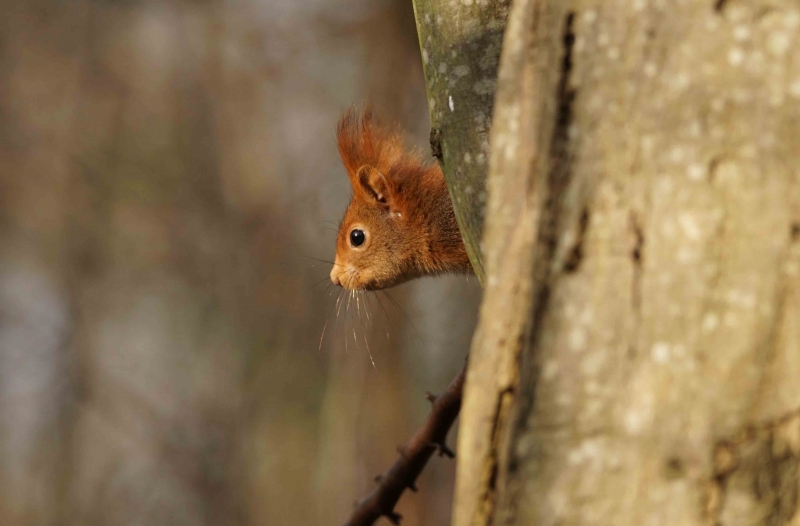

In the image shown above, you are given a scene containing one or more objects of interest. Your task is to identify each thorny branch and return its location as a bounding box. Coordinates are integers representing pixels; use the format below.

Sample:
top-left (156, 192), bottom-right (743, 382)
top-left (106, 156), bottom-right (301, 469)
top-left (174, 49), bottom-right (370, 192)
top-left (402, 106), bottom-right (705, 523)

top-left (343, 363), bottom-right (466, 526)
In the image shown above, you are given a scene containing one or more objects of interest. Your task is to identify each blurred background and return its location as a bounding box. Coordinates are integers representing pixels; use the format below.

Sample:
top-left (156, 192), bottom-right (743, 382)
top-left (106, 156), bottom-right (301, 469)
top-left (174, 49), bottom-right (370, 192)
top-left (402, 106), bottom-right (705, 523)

top-left (0, 1), bottom-right (483, 525)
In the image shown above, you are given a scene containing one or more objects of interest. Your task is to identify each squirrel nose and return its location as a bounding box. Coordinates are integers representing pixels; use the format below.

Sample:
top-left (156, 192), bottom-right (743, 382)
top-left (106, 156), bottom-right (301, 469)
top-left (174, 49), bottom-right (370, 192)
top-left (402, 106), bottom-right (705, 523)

top-left (330, 264), bottom-right (342, 287)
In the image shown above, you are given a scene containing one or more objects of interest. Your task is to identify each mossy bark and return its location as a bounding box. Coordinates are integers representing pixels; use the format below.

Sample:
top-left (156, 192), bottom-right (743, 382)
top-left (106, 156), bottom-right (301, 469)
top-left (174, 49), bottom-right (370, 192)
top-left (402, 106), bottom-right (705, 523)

top-left (411, 0), bottom-right (511, 285)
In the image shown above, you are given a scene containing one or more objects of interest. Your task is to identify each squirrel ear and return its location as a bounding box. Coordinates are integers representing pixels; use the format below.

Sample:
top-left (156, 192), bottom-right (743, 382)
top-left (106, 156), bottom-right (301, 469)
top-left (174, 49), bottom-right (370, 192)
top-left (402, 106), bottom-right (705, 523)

top-left (356, 166), bottom-right (392, 208)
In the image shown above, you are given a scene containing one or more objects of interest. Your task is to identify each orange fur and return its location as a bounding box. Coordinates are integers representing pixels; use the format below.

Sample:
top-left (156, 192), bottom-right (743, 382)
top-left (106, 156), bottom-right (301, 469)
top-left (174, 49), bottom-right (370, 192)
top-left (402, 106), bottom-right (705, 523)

top-left (330, 108), bottom-right (473, 290)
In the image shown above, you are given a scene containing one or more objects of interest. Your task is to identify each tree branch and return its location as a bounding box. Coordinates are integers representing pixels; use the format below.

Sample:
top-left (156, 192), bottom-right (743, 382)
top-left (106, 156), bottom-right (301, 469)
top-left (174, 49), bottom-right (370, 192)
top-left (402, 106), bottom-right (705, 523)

top-left (343, 363), bottom-right (466, 526)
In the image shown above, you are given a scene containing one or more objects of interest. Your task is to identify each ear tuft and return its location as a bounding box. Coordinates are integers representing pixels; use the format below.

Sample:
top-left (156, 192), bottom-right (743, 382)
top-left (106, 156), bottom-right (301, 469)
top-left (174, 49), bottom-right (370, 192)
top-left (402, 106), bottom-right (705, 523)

top-left (336, 106), bottom-right (404, 187)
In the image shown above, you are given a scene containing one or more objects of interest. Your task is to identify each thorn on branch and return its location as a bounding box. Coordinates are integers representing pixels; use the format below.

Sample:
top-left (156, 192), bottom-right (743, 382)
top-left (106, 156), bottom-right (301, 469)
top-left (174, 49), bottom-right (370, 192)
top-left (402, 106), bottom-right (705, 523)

top-left (396, 445), bottom-right (408, 459)
top-left (425, 391), bottom-right (437, 404)
top-left (408, 482), bottom-right (418, 492)
top-left (386, 511), bottom-right (403, 525)
top-left (374, 474), bottom-right (382, 484)
top-left (429, 442), bottom-right (455, 458)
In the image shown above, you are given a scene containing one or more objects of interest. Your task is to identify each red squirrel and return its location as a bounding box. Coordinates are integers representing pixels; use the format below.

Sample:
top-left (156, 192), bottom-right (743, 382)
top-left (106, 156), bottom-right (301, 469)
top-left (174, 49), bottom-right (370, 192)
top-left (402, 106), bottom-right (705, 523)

top-left (330, 108), bottom-right (473, 290)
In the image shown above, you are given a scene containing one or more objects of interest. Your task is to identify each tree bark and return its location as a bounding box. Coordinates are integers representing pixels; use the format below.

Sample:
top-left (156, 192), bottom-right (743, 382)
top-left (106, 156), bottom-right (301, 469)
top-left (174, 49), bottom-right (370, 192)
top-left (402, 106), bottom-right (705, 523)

top-left (456, 1), bottom-right (800, 525)
top-left (412, 0), bottom-right (511, 284)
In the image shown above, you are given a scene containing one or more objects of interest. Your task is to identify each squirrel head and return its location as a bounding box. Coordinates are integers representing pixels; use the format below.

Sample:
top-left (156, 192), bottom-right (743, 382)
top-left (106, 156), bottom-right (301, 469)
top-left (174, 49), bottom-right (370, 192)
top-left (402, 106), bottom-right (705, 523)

top-left (330, 108), bottom-right (467, 290)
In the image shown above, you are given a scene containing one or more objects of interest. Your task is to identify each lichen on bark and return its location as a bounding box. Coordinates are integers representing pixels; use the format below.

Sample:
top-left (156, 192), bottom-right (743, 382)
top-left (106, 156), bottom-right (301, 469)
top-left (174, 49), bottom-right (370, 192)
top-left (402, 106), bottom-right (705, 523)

top-left (411, 0), bottom-right (511, 285)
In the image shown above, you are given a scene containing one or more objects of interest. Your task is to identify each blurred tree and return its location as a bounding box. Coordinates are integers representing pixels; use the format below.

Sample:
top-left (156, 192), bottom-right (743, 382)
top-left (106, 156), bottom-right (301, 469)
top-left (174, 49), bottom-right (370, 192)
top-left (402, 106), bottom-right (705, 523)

top-left (0, 1), bottom-right (481, 526)
top-left (455, 1), bottom-right (800, 525)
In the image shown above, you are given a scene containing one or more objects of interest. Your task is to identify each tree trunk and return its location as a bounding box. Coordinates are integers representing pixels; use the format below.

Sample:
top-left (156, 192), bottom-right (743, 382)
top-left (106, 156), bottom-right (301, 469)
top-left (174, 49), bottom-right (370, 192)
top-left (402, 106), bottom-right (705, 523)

top-left (456, 1), bottom-right (800, 525)
top-left (412, 0), bottom-right (512, 284)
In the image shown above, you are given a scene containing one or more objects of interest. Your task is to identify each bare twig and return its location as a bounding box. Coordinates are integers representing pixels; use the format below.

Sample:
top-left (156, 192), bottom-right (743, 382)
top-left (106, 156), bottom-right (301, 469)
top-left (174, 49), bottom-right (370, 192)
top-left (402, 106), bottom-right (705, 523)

top-left (343, 363), bottom-right (467, 526)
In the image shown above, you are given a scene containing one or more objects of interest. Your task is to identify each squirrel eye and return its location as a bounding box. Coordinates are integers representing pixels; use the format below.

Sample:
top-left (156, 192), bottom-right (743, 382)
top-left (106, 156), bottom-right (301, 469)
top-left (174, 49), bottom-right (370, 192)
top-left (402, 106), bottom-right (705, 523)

top-left (349, 229), bottom-right (366, 247)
